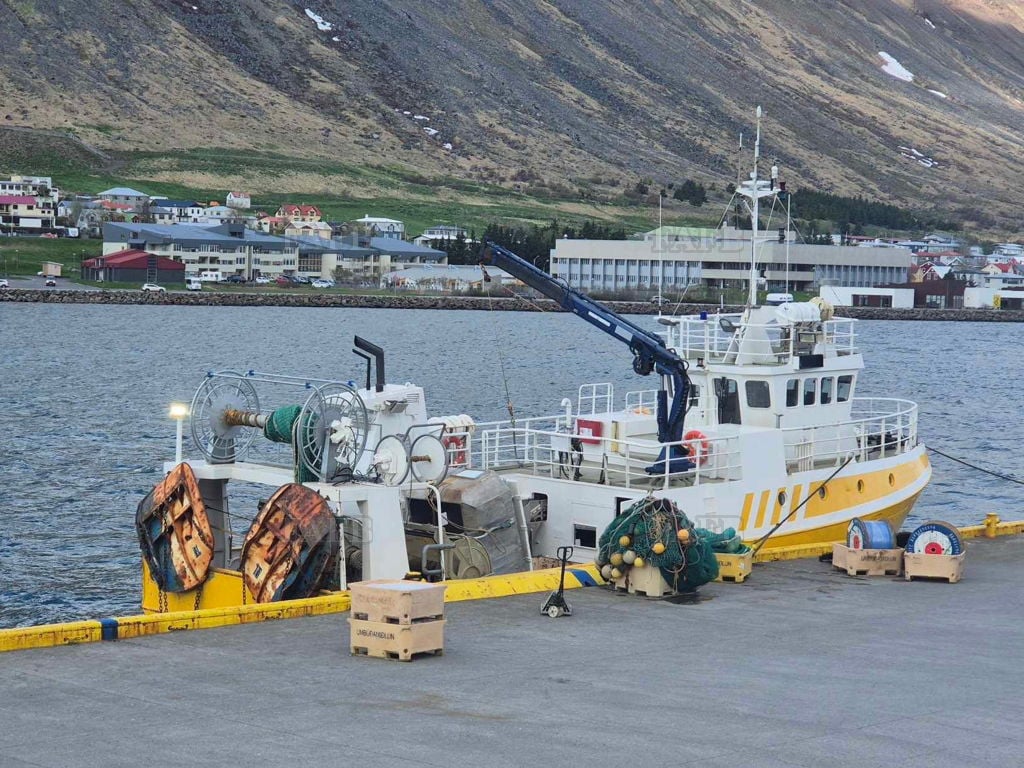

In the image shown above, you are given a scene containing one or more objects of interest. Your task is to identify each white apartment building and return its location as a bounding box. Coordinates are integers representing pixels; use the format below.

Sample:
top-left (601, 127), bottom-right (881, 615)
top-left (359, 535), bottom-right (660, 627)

top-left (550, 226), bottom-right (911, 294)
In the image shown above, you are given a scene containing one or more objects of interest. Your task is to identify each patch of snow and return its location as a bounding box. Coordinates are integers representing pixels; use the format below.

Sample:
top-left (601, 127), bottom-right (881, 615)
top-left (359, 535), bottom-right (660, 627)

top-left (879, 52), bottom-right (914, 82)
top-left (423, 127), bottom-right (440, 137)
top-left (924, 17), bottom-right (936, 29)
top-left (403, 110), bottom-right (411, 115)
top-left (331, 36), bottom-right (340, 42)
top-left (413, 115), bottom-right (429, 121)
top-left (192, 4), bottom-right (198, 9)
top-left (928, 89), bottom-right (948, 99)
top-left (443, 142), bottom-right (453, 151)
top-left (305, 8), bottom-right (333, 32)
top-left (897, 145), bottom-right (937, 169)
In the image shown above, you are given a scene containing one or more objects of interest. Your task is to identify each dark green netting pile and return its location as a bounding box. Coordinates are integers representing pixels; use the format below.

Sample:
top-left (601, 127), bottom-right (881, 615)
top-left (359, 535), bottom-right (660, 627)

top-left (262, 405), bottom-right (317, 483)
top-left (597, 496), bottom-right (747, 591)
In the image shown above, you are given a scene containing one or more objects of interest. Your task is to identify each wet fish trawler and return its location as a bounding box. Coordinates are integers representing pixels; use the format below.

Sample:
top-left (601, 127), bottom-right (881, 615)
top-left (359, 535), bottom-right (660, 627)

top-left (137, 116), bottom-right (929, 612)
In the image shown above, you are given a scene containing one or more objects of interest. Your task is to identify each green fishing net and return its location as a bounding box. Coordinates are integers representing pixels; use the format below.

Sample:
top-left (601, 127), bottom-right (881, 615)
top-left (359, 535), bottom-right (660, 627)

top-left (597, 496), bottom-right (749, 591)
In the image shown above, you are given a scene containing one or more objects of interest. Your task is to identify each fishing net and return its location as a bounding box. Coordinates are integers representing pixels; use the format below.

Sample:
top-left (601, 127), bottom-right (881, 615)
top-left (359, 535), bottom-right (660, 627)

top-left (596, 496), bottom-right (739, 591)
top-left (262, 405), bottom-right (318, 483)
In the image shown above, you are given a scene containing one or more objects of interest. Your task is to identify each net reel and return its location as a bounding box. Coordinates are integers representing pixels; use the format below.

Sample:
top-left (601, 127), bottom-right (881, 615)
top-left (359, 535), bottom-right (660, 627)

top-left (187, 372), bottom-right (370, 483)
top-left (295, 382), bottom-right (370, 482)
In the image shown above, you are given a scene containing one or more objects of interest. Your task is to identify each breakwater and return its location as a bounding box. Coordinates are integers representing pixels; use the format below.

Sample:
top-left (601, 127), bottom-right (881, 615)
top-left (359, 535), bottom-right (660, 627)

top-left (2, 288), bottom-right (1022, 321)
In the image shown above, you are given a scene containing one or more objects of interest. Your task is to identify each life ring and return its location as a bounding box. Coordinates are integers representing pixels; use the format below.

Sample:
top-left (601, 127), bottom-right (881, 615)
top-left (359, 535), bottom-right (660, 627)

top-left (683, 429), bottom-right (710, 465)
top-left (442, 433), bottom-right (468, 466)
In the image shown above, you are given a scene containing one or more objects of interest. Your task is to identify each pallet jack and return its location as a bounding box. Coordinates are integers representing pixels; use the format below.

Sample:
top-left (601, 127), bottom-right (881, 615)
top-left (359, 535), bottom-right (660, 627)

top-left (540, 546), bottom-right (574, 618)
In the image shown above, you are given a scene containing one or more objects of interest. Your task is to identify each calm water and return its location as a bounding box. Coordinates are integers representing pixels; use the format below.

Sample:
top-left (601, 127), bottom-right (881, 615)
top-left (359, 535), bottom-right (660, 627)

top-left (1, 303), bottom-right (1021, 627)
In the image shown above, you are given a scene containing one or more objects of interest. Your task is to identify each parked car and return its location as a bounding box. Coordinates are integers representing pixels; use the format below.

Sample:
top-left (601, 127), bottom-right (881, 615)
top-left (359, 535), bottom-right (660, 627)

top-left (274, 276), bottom-right (293, 287)
top-left (141, 283), bottom-right (166, 293)
top-left (253, 276), bottom-right (271, 285)
top-left (0, 278), bottom-right (9, 290)
top-left (291, 275), bottom-right (311, 284)
top-left (311, 279), bottom-right (334, 288)
top-left (224, 275), bottom-right (247, 284)
top-left (650, 295), bottom-right (667, 305)
top-left (45, 278), bottom-right (57, 287)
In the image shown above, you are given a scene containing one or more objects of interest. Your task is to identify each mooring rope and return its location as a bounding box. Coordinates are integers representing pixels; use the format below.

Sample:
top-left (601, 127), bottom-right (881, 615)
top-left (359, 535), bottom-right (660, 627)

top-left (928, 447), bottom-right (1024, 487)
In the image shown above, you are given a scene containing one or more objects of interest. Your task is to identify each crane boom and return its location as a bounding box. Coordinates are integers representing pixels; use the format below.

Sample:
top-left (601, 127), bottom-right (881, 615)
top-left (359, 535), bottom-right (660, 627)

top-left (479, 242), bottom-right (693, 472)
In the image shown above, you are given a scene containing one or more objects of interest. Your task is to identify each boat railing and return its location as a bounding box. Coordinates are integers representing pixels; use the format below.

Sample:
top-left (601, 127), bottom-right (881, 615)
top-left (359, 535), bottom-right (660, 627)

top-left (624, 389), bottom-right (660, 411)
top-left (464, 417), bottom-right (743, 490)
top-left (665, 313), bottom-right (859, 364)
top-left (780, 397), bottom-right (919, 471)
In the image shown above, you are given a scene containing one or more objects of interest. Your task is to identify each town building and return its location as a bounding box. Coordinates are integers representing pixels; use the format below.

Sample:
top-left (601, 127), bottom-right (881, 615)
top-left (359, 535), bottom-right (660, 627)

top-left (354, 215), bottom-right (404, 240)
top-left (226, 192), bottom-right (251, 209)
top-left (0, 175), bottom-right (59, 203)
top-left (413, 225), bottom-right (472, 247)
top-left (819, 286), bottom-right (915, 308)
top-left (102, 223), bottom-right (445, 282)
top-left (550, 226), bottom-right (911, 295)
top-left (380, 264), bottom-right (515, 291)
top-left (81, 249), bottom-right (186, 284)
top-left (0, 194), bottom-right (56, 232)
top-left (103, 222), bottom-right (299, 281)
top-left (98, 187), bottom-right (150, 207)
top-left (277, 204), bottom-right (322, 223)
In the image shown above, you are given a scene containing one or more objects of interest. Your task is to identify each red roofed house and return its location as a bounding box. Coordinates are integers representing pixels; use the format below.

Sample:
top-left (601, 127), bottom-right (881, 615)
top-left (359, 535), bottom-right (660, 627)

top-left (226, 191), bottom-right (251, 209)
top-left (81, 249), bottom-right (185, 285)
top-left (0, 194), bottom-right (55, 231)
top-left (276, 204), bottom-right (322, 223)
top-left (255, 214), bottom-right (288, 234)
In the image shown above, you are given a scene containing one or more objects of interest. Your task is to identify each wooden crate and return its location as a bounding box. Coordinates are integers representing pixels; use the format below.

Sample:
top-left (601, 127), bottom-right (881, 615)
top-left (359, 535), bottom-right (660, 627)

top-left (349, 580), bottom-right (446, 625)
top-left (349, 618), bottom-right (445, 661)
top-left (832, 543), bottom-right (903, 576)
top-left (904, 552), bottom-right (965, 583)
top-left (715, 550), bottom-right (753, 583)
top-left (612, 565), bottom-right (675, 597)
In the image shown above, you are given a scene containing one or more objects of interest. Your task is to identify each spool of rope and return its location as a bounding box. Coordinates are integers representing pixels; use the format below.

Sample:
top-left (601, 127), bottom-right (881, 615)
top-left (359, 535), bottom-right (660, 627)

top-left (905, 520), bottom-right (963, 555)
top-left (847, 517), bottom-right (894, 550)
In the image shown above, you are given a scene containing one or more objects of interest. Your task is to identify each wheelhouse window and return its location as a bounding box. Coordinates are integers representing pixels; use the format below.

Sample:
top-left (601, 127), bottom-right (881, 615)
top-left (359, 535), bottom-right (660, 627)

top-left (803, 378), bottom-right (816, 405)
top-left (837, 375), bottom-right (853, 402)
top-left (786, 379), bottom-right (799, 407)
top-left (820, 377), bottom-right (834, 404)
top-left (745, 380), bottom-right (771, 408)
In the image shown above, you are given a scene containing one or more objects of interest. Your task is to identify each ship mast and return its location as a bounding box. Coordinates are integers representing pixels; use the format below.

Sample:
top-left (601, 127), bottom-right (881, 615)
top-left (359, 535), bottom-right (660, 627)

top-left (738, 106), bottom-right (777, 307)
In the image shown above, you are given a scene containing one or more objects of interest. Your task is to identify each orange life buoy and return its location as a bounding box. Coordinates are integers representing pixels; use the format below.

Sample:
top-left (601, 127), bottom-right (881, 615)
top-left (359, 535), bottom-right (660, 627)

top-left (683, 429), bottom-right (710, 466)
top-left (442, 433), bottom-right (468, 466)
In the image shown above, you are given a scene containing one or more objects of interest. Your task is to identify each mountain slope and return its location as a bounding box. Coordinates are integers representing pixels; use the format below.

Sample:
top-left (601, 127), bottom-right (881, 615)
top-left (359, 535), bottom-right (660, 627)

top-left (1, 0), bottom-right (1022, 228)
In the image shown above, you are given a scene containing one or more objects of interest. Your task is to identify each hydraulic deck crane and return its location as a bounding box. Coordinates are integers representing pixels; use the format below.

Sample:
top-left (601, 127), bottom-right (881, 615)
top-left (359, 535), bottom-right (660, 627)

top-left (479, 241), bottom-right (693, 473)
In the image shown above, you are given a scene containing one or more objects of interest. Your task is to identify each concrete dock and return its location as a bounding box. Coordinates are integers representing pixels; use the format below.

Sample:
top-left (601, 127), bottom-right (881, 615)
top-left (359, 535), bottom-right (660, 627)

top-left (2, 536), bottom-right (1023, 767)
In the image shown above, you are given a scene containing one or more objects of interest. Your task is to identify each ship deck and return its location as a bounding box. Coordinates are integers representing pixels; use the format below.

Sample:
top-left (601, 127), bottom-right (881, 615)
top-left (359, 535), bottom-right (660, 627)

top-left (3, 536), bottom-right (1024, 767)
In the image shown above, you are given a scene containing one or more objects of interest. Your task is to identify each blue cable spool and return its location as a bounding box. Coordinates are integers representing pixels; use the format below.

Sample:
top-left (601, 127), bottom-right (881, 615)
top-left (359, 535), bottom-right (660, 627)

top-left (847, 517), bottom-right (895, 550)
top-left (905, 520), bottom-right (963, 556)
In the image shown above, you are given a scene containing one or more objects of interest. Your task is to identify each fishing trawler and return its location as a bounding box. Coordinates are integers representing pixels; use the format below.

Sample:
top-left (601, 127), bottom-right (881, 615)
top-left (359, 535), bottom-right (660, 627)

top-left (137, 111), bottom-right (929, 611)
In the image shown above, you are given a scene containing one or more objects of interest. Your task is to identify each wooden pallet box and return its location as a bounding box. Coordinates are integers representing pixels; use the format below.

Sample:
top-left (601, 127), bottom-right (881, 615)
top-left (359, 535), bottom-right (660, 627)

top-left (349, 580), bottom-right (446, 624)
top-left (715, 550), bottom-right (753, 583)
top-left (904, 552), bottom-right (965, 583)
top-left (832, 543), bottom-right (903, 576)
top-left (612, 565), bottom-right (675, 597)
top-left (348, 618), bottom-right (446, 661)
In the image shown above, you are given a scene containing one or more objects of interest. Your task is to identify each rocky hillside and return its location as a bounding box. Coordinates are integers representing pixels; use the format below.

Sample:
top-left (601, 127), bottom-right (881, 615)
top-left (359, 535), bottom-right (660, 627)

top-left (2, 0), bottom-right (1023, 227)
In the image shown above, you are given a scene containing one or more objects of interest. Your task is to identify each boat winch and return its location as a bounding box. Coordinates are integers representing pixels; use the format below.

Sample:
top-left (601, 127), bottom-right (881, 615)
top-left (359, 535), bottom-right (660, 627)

top-left (188, 371), bottom-right (370, 483)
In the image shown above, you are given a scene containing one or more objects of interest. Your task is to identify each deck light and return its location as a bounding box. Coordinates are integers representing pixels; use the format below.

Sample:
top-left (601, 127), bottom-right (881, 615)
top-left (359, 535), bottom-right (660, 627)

top-left (169, 402), bottom-right (190, 464)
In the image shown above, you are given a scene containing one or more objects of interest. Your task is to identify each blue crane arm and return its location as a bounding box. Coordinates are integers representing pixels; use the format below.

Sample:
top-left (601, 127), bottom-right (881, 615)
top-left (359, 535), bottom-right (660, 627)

top-left (479, 242), bottom-right (691, 450)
